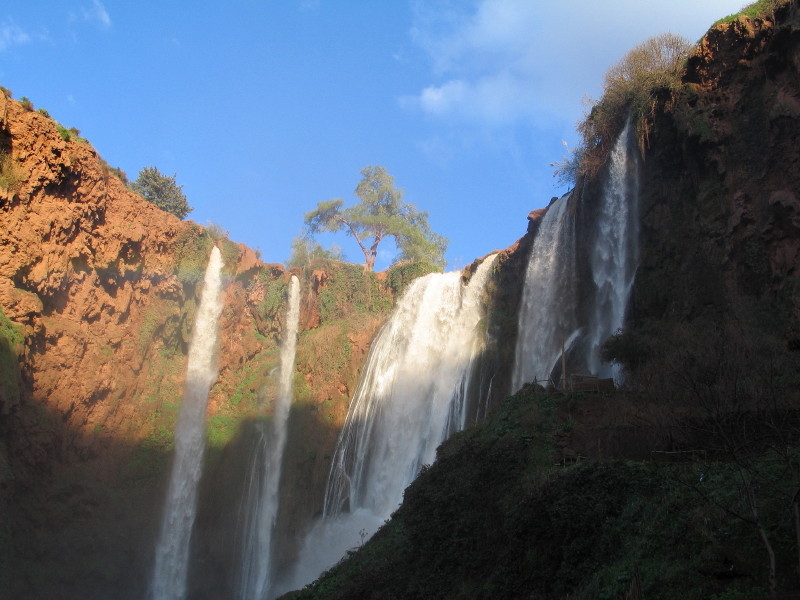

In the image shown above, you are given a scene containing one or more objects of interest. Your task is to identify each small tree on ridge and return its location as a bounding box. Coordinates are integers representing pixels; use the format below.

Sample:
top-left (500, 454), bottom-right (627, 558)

top-left (131, 166), bottom-right (193, 219)
top-left (304, 165), bottom-right (447, 271)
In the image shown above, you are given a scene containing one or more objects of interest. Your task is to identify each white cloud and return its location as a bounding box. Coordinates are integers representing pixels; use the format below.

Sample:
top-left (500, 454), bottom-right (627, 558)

top-left (405, 0), bottom-right (746, 130)
top-left (0, 19), bottom-right (30, 51)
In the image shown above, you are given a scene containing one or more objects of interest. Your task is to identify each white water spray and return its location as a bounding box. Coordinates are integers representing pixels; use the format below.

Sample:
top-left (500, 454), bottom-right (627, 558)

top-left (151, 246), bottom-right (224, 600)
top-left (586, 119), bottom-right (639, 378)
top-left (511, 194), bottom-right (577, 391)
top-left (237, 275), bottom-right (301, 600)
top-left (280, 256), bottom-right (498, 592)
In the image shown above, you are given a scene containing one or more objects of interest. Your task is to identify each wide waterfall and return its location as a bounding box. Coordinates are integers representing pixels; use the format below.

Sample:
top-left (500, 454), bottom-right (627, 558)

top-left (151, 246), bottom-right (225, 600)
top-left (585, 119), bottom-right (639, 378)
top-left (278, 255), bottom-right (498, 594)
top-left (237, 275), bottom-right (301, 600)
top-left (511, 193), bottom-right (577, 391)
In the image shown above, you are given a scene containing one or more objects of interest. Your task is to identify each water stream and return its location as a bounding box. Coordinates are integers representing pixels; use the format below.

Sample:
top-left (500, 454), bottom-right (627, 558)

top-left (237, 275), bottom-right (301, 600)
top-left (511, 193), bottom-right (577, 390)
top-left (278, 255), bottom-right (498, 593)
top-left (585, 119), bottom-right (640, 379)
top-left (151, 246), bottom-right (225, 600)
top-left (512, 119), bottom-right (639, 388)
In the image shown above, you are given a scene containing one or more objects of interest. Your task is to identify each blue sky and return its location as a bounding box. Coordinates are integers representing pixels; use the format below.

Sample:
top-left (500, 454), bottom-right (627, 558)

top-left (2, 1), bottom-right (745, 270)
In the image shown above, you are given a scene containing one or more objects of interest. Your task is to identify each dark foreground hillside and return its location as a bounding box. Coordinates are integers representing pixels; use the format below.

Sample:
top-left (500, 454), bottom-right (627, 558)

top-left (281, 388), bottom-right (800, 600)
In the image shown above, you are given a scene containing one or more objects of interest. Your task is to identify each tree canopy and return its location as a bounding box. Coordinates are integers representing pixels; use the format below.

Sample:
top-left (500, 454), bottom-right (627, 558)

top-left (131, 166), bottom-right (193, 219)
top-left (304, 166), bottom-right (448, 271)
top-left (287, 237), bottom-right (345, 268)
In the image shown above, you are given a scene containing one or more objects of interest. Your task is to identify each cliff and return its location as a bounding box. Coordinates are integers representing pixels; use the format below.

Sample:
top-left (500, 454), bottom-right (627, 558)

top-left (279, 5), bottom-right (800, 599)
top-left (0, 93), bottom-right (395, 598)
top-left (2, 3), bottom-right (798, 599)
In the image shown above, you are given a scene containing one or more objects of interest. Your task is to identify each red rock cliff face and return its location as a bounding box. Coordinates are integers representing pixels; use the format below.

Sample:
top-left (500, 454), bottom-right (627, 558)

top-left (0, 93), bottom-right (385, 599)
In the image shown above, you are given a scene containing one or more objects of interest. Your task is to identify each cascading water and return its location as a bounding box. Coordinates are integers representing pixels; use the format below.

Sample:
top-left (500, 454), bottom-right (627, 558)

top-left (585, 119), bottom-right (639, 379)
top-left (511, 193), bottom-right (577, 391)
top-left (512, 119), bottom-right (639, 389)
top-left (279, 255), bottom-right (498, 593)
top-left (151, 246), bottom-right (225, 600)
top-left (237, 275), bottom-right (301, 600)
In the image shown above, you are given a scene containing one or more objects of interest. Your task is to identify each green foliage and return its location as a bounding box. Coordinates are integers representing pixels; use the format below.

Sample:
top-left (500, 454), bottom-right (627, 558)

top-left (0, 86), bottom-right (11, 98)
top-left (55, 124), bottom-right (88, 144)
top-left (172, 224), bottom-right (215, 283)
top-left (207, 414), bottom-right (239, 448)
top-left (0, 151), bottom-right (21, 192)
top-left (56, 124), bottom-right (71, 141)
top-left (131, 166), bottom-right (193, 219)
top-left (0, 307), bottom-right (23, 406)
top-left (259, 278), bottom-right (289, 323)
top-left (288, 385), bottom-right (800, 599)
top-left (287, 236), bottom-right (344, 268)
top-left (36, 107), bottom-right (50, 118)
top-left (713, 0), bottom-right (784, 26)
top-left (304, 165), bottom-right (448, 270)
top-left (317, 263), bottom-right (392, 323)
top-left (19, 96), bottom-right (33, 111)
top-left (386, 260), bottom-right (439, 296)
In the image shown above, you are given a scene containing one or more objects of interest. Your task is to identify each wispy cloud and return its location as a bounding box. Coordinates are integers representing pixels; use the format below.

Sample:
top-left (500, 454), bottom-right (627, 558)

top-left (403, 0), bottom-right (547, 128)
top-left (403, 0), bottom-right (747, 131)
top-left (77, 0), bottom-right (112, 29)
top-left (0, 18), bottom-right (30, 51)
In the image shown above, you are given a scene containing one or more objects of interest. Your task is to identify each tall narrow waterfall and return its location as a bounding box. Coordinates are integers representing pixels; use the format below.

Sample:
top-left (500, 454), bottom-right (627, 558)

top-left (511, 193), bottom-right (577, 391)
top-left (237, 275), bottom-right (301, 600)
top-left (586, 119), bottom-right (639, 378)
top-left (281, 255), bottom-right (498, 593)
top-left (151, 246), bottom-right (224, 600)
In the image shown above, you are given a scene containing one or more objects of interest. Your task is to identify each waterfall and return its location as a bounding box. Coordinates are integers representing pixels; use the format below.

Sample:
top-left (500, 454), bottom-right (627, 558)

top-left (279, 255), bottom-right (498, 593)
top-left (586, 119), bottom-right (639, 378)
top-left (511, 193), bottom-right (577, 391)
top-left (237, 275), bottom-right (301, 600)
top-left (151, 246), bottom-right (225, 600)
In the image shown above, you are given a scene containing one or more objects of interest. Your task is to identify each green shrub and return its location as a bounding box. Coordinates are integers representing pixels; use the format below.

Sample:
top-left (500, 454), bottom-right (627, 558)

top-left (19, 96), bottom-right (33, 111)
top-left (0, 152), bottom-right (21, 192)
top-left (259, 278), bottom-right (289, 322)
top-left (131, 166), bottom-right (193, 219)
top-left (713, 0), bottom-right (783, 26)
top-left (288, 236), bottom-right (344, 268)
top-left (56, 124), bottom-right (71, 141)
top-left (386, 261), bottom-right (439, 296)
top-left (55, 124), bottom-right (86, 143)
top-left (318, 263), bottom-right (392, 323)
top-left (36, 107), bottom-right (51, 118)
top-left (172, 224), bottom-right (214, 283)
top-left (0, 307), bottom-right (23, 406)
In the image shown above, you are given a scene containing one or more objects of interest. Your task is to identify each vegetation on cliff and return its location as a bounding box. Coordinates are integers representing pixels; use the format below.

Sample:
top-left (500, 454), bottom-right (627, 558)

top-left (283, 387), bottom-right (800, 600)
top-left (282, 4), bottom-right (800, 598)
top-left (304, 166), bottom-right (448, 271)
top-left (131, 165), bottom-right (193, 220)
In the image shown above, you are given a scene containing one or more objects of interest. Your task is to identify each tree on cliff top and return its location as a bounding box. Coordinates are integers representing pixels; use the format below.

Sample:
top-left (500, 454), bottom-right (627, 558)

top-left (304, 165), bottom-right (448, 271)
top-left (131, 166), bottom-right (193, 219)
